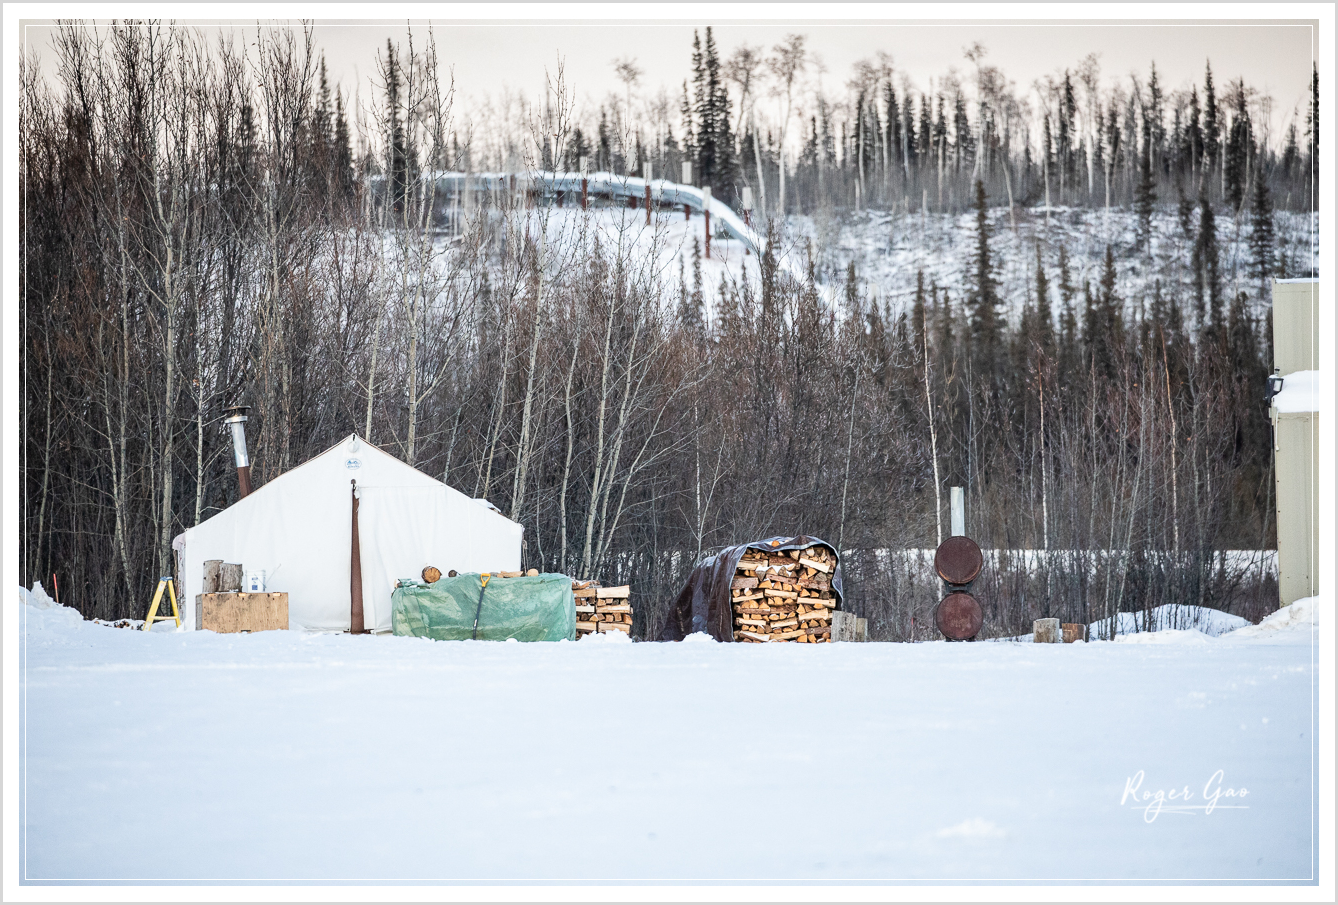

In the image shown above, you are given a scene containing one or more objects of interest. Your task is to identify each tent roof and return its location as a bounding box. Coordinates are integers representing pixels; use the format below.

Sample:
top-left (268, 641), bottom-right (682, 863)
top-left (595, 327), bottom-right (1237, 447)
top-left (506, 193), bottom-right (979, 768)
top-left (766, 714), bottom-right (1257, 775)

top-left (174, 434), bottom-right (518, 549)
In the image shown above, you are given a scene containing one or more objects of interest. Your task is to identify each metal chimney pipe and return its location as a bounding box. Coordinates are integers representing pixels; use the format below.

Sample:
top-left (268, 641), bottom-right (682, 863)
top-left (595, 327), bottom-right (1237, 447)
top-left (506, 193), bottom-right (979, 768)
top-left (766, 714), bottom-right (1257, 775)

top-left (223, 405), bottom-right (253, 498)
top-left (950, 486), bottom-right (965, 537)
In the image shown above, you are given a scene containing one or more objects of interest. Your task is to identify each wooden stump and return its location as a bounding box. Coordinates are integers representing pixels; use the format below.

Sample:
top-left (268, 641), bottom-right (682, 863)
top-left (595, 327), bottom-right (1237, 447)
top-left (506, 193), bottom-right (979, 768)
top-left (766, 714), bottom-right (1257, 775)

top-left (219, 563), bottom-right (243, 593)
top-left (1033, 618), bottom-right (1061, 643)
top-left (203, 560), bottom-right (223, 594)
top-left (1061, 623), bottom-right (1088, 643)
top-left (831, 610), bottom-right (857, 642)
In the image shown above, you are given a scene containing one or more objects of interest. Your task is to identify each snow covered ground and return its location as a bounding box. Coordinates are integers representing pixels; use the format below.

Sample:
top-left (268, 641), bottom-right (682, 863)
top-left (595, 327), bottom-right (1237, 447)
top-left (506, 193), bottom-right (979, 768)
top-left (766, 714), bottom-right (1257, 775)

top-left (498, 203), bottom-right (1316, 336)
top-left (16, 585), bottom-right (1321, 884)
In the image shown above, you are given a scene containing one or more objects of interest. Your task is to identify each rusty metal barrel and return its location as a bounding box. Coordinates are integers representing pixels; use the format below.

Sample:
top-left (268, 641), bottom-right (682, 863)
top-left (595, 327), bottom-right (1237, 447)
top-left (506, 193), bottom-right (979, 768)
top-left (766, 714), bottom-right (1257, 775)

top-left (934, 535), bottom-right (983, 586)
top-left (934, 591), bottom-right (984, 641)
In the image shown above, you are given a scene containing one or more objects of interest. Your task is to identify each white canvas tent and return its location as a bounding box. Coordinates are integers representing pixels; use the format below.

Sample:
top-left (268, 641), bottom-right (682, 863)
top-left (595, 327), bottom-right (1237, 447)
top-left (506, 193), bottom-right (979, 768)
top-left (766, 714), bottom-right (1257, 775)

top-left (172, 434), bottom-right (523, 632)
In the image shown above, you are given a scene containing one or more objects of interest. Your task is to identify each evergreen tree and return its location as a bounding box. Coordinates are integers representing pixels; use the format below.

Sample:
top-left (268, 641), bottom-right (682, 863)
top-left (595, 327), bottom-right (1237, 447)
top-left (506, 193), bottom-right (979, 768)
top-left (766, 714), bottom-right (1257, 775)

top-left (1146, 63), bottom-right (1164, 173)
top-left (1248, 164), bottom-right (1276, 290)
top-left (1081, 277), bottom-right (1098, 365)
top-left (1034, 245), bottom-right (1055, 359)
top-left (1281, 120), bottom-right (1299, 182)
top-left (597, 109), bottom-right (612, 171)
top-left (967, 180), bottom-right (1002, 377)
top-left (1134, 103), bottom-right (1156, 247)
top-left (1097, 245), bottom-right (1124, 377)
top-left (1191, 191), bottom-right (1223, 337)
top-left (953, 90), bottom-right (973, 175)
top-left (1308, 62), bottom-right (1319, 164)
top-left (1203, 62), bottom-right (1220, 184)
top-left (1224, 82), bottom-right (1251, 211)
top-left (885, 83), bottom-right (901, 174)
top-left (902, 89), bottom-right (918, 175)
top-left (1176, 178), bottom-right (1195, 238)
top-left (1185, 86), bottom-right (1203, 182)
top-left (383, 40), bottom-right (412, 219)
top-left (567, 127), bottom-right (591, 170)
top-left (912, 269), bottom-right (927, 353)
top-left (332, 92), bottom-right (355, 203)
top-left (312, 56), bottom-right (334, 176)
top-left (917, 93), bottom-right (934, 167)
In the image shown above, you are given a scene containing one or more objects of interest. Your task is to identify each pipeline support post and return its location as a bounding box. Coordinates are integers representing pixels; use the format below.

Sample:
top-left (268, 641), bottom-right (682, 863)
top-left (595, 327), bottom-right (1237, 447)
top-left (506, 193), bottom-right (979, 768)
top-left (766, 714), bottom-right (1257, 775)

top-left (702, 186), bottom-right (711, 260)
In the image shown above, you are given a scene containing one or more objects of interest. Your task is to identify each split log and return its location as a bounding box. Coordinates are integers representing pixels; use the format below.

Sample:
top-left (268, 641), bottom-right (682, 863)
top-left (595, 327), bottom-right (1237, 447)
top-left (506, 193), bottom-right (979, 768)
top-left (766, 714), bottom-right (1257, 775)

top-left (219, 563), bottom-right (243, 593)
top-left (596, 585), bottom-right (631, 599)
top-left (1034, 618), bottom-right (1061, 643)
top-left (203, 560), bottom-right (222, 594)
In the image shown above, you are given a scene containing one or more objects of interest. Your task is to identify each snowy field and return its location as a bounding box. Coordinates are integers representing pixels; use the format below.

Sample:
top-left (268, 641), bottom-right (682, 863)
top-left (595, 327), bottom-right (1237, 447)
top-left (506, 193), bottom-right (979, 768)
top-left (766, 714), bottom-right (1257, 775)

top-left (17, 586), bottom-right (1321, 885)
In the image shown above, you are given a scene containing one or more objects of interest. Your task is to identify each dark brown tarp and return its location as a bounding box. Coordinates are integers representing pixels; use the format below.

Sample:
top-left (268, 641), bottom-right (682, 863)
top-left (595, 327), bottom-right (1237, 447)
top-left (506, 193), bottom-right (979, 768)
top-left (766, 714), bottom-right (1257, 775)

top-left (655, 535), bottom-right (844, 642)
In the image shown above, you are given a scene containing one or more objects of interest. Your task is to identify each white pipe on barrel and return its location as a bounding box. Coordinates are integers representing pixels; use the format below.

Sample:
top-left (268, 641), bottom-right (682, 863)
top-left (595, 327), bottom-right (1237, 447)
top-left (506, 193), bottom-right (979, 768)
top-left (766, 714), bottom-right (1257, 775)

top-left (950, 486), bottom-right (965, 537)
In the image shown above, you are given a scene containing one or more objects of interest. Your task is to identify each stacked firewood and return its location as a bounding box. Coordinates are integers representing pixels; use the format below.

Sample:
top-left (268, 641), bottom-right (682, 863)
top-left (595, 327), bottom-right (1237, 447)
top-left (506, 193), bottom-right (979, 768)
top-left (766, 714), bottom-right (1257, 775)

top-left (573, 580), bottom-right (632, 638)
top-left (731, 544), bottom-right (838, 642)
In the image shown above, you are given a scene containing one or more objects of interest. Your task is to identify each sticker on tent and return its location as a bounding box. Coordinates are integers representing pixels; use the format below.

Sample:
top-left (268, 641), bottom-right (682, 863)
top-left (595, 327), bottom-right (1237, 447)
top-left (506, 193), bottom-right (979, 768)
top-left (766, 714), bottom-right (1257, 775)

top-left (345, 458), bottom-right (362, 470)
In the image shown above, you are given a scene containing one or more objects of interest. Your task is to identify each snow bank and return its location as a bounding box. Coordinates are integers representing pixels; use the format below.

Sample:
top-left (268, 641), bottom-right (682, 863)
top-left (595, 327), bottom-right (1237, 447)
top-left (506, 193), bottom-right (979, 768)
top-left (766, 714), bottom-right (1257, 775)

top-left (995, 604), bottom-right (1249, 643)
top-left (1223, 597), bottom-right (1319, 640)
top-left (1102, 604), bottom-right (1250, 638)
top-left (17, 583), bottom-right (87, 635)
top-left (680, 631), bottom-right (717, 644)
top-left (1272, 370), bottom-right (1321, 413)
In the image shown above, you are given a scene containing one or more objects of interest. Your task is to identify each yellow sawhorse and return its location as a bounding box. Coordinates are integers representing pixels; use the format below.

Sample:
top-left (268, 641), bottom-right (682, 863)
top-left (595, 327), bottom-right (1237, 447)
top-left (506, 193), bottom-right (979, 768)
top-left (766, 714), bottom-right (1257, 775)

top-left (142, 576), bottom-right (181, 631)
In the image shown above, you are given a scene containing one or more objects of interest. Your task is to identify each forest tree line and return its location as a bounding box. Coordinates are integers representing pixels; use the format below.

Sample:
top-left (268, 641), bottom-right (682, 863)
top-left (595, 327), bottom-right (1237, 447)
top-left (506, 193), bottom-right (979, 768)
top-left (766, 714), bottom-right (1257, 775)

top-left (21, 24), bottom-right (1298, 636)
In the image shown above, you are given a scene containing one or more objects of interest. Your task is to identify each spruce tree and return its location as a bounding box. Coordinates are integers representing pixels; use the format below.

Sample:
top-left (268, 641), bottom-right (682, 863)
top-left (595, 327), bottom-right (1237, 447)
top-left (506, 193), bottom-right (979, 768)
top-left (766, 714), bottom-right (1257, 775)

top-left (1307, 63), bottom-right (1318, 206)
top-left (1176, 179), bottom-right (1195, 238)
top-left (383, 40), bottom-right (412, 219)
top-left (332, 92), bottom-right (355, 204)
top-left (1135, 105), bottom-right (1156, 248)
top-left (1203, 62), bottom-right (1220, 182)
top-left (917, 93), bottom-right (933, 166)
top-left (1098, 245), bottom-right (1124, 376)
top-left (968, 180), bottom-right (1002, 377)
top-left (1034, 245), bottom-right (1055, 359)
top-left (885, 83), bottom-right (901, 175)
top-left (1191, 191), bottom-right (1222, 337)
top-left (1224, 83), bottom-right (1251, 211)
top-left (1185, 85), bottom-right (1203, 182)
top-left (1281, 121), bottom-right (1299, 182)
top-left (1248, 164), bottom-right (1276, 290)
top-left (913, 269), bottom-right (927, 354)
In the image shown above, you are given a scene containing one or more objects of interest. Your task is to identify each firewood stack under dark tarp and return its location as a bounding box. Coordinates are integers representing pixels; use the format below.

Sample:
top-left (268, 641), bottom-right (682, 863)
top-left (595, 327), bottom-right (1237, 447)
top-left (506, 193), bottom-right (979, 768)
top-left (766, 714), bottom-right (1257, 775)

top-left (656, 535), bottom-right (845, 643)
top-left (730, 544), bottom-right (839, 642)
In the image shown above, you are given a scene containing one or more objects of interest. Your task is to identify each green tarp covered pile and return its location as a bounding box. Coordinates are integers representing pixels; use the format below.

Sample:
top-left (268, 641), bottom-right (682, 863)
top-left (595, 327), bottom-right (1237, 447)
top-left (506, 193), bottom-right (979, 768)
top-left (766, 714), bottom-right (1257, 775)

top-left (391, 572), bottom-right (576, 642)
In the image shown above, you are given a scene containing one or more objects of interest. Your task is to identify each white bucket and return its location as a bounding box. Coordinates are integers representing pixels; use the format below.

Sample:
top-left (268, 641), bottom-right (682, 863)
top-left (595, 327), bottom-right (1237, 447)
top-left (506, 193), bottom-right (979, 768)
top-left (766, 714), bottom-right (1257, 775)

top-left (246, 570), bottom-right (266, 592)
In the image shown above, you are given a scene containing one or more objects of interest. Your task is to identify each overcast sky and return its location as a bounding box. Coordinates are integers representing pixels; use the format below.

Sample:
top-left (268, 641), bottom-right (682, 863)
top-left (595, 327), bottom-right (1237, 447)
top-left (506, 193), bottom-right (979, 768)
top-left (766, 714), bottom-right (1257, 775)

top-left (23, 18), bottom-right (1319, 137)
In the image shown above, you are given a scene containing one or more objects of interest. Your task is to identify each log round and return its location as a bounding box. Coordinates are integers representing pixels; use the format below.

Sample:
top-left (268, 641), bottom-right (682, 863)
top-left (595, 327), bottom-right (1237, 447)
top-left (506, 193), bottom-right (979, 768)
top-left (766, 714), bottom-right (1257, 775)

top-left (934, 536), bottom-right (984, 585)
top-left (934, 591), bottom-right (984, 641)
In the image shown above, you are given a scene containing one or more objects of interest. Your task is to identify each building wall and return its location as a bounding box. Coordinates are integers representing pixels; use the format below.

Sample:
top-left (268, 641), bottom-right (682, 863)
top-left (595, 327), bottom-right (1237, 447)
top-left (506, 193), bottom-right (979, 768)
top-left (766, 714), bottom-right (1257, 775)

top-left (1271, 278), bottom-right (1320, 608)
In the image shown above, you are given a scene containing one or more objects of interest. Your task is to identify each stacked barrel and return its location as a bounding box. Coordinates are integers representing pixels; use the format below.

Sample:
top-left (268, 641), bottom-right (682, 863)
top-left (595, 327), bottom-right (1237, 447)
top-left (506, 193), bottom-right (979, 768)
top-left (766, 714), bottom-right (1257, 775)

top-left (932, 537), bottom-right (984, 641)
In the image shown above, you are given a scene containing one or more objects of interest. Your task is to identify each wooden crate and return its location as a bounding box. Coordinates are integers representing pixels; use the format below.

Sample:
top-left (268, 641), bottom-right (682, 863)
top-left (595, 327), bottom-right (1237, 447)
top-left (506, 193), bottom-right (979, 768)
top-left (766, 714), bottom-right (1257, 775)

top-left (196, 592), bottom-right (288, 633)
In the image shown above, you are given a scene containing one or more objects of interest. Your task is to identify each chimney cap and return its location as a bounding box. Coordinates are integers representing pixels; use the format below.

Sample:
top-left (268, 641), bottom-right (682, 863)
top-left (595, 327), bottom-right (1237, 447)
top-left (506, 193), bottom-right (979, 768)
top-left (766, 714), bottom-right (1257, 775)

top-left (224, 404), bottom-right (250, 423)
